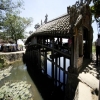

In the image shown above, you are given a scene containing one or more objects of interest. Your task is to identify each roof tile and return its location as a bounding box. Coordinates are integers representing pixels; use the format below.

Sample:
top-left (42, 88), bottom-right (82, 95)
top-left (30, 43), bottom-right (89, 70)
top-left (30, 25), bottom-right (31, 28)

top-left (34, 14), bottom-right (71, 34)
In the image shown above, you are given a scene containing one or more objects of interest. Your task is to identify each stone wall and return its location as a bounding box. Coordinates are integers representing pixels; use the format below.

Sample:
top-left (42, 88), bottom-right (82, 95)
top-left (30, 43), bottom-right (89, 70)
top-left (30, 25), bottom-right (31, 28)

top-left (0, 51), bottom-right (24, 67)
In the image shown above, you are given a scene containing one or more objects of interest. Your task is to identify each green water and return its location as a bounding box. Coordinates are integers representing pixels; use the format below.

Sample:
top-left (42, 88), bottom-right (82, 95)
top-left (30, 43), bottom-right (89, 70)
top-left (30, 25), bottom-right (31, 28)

top-left (0, 61), bottom-right (43, 100)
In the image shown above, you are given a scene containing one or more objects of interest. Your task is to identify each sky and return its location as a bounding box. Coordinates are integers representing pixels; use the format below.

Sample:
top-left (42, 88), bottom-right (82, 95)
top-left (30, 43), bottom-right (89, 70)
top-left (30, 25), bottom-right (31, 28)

top-left (19, 0), bottom-right (98, 42)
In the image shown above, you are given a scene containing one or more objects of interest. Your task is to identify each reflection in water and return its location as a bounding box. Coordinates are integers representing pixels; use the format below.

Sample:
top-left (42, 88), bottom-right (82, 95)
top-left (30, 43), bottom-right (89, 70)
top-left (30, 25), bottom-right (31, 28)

top-left (42, 56), bottom-right (70, 91)
top-left (0, 61), bottom-right (43, 100)
top-left (44, 57), bottom-right (69, 83)
top-left (47, 60), bottom-right (52, 76)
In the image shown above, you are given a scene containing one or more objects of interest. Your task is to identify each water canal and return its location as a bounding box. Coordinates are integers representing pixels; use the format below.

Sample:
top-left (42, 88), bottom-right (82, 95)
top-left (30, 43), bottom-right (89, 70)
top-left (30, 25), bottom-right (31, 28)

top-left (0, 61), bottom-right (43, 100)
top-left (0, 56), bottom-right (70, 100)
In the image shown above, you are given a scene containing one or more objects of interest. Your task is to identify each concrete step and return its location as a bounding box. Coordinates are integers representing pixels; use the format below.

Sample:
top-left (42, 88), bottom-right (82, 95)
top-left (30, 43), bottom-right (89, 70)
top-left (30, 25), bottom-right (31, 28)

top-left (78, 72), bottom-right (99, 91)
top-left (74, 82), bottom-right (93, 100)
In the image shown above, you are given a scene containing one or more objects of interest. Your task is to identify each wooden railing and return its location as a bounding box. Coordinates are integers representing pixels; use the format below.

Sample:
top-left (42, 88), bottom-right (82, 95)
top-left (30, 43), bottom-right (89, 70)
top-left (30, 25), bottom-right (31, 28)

top-left (36, 43), bottom-right (71, 59)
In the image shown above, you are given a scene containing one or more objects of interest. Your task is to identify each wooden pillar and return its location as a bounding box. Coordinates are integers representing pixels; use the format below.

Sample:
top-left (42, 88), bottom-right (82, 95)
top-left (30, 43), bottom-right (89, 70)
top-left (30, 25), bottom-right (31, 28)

top-left (74, 36), bottom-right (78, 68)
top-left (60, 37), bottom-right (62, 46)
top-left (70, 37), bottom-right (74, 67)
top-left (63, 57), bottom-right (66, 91)
top-left (43, 37), bottom-right (45, 55)
top-left (88, 31), bottom-right (92, 59)
top-left (79, 33), bottom-right (83, 57)
top-left (51, 37), bottom-right (54, 79)
top-left (59, 57), bottom-right (60, 83)
top-left (73, 28), bottom-right (79, 68)
top-left (51, 51), bottom-right (54, 79)
top-left (38, 49), bottom-right (41, 70)
top-left (29, 50), bottom-right (31, 62)
top-left (60, 38), bottom-right (62, 44)
top-left (68, 37), bottom-right (76, 69)
top-left (43, 37), bottom-right (45, 73)
top-left (55, 57), bottom-right (57, 86)
top-left (57, 37), bottom-right (60, 84)
top-left (47, 38), bottom-right (48, 46)
top-left (44, 51), bottom-right (47, 74)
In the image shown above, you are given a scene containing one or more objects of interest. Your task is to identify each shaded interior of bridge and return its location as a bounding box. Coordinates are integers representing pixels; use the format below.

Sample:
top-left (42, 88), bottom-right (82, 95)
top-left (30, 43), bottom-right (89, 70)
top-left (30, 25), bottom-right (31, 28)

top-left (26, 61), bottom-right (65, 100)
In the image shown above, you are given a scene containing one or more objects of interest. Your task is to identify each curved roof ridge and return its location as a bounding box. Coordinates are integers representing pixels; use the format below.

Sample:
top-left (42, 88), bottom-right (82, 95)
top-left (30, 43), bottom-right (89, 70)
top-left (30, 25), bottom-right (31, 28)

top-left (47, 13), bottom-right (68, 23)
top-left (34, 13), bottom-right (69, 32)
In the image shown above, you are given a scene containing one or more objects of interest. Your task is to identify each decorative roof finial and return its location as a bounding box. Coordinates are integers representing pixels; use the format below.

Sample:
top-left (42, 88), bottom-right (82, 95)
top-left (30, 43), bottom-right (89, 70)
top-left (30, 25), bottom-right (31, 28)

top-left (41, 20), bottom-right (42, 25)
top-left (34, 23), bottom-right (40, 30)
top-left (44, 14), bottom-right (48, 24)
top-left (80, 0), bottom-right (83, 5)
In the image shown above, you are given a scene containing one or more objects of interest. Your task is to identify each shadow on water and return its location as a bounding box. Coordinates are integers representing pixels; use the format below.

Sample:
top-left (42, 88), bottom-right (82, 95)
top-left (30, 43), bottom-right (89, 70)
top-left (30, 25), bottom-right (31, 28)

top-left (26, 62), bottom-right (65, 100)
top-left (0, 61), bottom-right (43, 100)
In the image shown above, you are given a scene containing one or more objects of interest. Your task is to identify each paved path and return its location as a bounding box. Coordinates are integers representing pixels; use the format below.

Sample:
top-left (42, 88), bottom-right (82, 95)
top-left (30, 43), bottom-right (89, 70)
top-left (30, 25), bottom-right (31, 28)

top-left (0, 50), bottom-right (25, 55)
top-left (75, 53), bottom-right (100, 100)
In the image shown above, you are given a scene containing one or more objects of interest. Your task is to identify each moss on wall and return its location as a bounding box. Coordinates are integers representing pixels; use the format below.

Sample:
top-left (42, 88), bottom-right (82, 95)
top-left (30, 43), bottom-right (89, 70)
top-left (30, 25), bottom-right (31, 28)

top-left (0, 58), bottom-right (5, 68)
top-left (0, 52), bottom-right (24, 69)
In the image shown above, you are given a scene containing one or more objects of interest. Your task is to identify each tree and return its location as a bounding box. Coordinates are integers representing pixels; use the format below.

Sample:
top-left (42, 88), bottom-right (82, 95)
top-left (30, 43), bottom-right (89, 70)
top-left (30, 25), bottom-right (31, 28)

top-left (3, 14), bottom-right (33, 48)
top-left (0, 0), bottom-right (23, 10)
top-left (0, 0), bottom-right (23, 31)
top-left (91, 0), bottom-right (100, 22)
top-left (0, 0), bottom-right (33, 47)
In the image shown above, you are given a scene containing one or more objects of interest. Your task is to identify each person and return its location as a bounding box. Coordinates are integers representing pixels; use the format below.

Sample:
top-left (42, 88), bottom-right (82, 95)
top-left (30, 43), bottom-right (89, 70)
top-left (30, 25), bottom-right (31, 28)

top-left (96, 34), bottom-right (100, 65)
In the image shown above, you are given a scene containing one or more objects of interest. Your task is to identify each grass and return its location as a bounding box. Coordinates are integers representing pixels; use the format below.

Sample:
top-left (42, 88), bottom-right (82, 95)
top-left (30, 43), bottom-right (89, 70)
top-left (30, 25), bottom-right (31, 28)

top-left (92, 45), bottom-right (96, 53)
top-left (0, 63), bottom-right (3, 68)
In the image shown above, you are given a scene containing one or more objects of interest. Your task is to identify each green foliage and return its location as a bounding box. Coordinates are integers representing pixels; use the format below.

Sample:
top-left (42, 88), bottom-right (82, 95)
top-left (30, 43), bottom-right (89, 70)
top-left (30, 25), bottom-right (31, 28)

top-left (0, 58), bottom-right (4, 68)
top-left (91, 0), bottom-right (100, 22)
top-left (0, 0), bottom-right (33, 43)
top-left (0, 63), bottom-right (3, 68)
top-left (3, 14), bottom-right (33, 43)
top-left (0, 0), bottom-right (24, 30)
top-left (92, 45), bottom-right (96, 53)
top-left (0, 0), bottom-right (23, 11)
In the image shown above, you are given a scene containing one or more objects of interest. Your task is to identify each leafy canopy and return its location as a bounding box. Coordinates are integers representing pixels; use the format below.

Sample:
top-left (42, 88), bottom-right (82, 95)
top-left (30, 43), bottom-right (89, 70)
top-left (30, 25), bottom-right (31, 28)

top-left (91, 0), bottom-right (100, 22)
top-left (0, 0), bottom-right (33, 43)
top-left (3, 13), bottom-right (33, 42)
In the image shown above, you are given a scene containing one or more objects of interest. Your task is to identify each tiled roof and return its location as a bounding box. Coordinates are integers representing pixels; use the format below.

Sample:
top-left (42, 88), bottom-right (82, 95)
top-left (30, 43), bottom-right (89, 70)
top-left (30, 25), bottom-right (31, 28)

top-left (34, 14), bottom-right (71, 34)
top-left (25, 14), bottom-right (73, 45)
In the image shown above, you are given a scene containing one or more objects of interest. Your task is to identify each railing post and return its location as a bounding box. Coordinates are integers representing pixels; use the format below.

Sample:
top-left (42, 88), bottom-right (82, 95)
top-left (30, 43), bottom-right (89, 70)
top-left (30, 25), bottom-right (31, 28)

top-left (98, 75), bottom-right (100, 100)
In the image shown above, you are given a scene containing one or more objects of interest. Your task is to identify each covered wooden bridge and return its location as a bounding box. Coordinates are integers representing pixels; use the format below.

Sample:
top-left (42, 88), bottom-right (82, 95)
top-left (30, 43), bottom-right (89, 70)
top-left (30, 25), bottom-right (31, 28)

top-left (23, 1), bottom-right (93, 100)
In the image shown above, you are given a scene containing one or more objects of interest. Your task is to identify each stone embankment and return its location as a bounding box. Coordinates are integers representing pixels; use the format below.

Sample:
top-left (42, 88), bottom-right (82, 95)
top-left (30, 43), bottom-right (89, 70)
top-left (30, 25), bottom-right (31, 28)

top-left (0, 51), bottom-right (25, 68)
top-left (74, 53), bottom-right (99, 100)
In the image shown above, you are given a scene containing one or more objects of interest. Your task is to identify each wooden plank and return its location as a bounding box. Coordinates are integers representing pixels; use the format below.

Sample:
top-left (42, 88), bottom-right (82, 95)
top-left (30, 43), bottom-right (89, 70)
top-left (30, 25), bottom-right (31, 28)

top-left (50, 54), bottom-right (63, 58)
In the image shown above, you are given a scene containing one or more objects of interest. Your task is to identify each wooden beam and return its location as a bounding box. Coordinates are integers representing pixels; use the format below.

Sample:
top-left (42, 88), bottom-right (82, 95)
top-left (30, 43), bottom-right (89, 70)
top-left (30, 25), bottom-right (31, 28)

top-left (37, 43), bottom-right (71, 59)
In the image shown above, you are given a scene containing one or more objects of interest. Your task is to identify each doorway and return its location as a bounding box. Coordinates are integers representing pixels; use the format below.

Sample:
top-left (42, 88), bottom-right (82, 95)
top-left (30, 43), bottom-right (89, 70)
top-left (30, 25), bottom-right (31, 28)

top-left (83, 27), bottom-right (90, 58)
